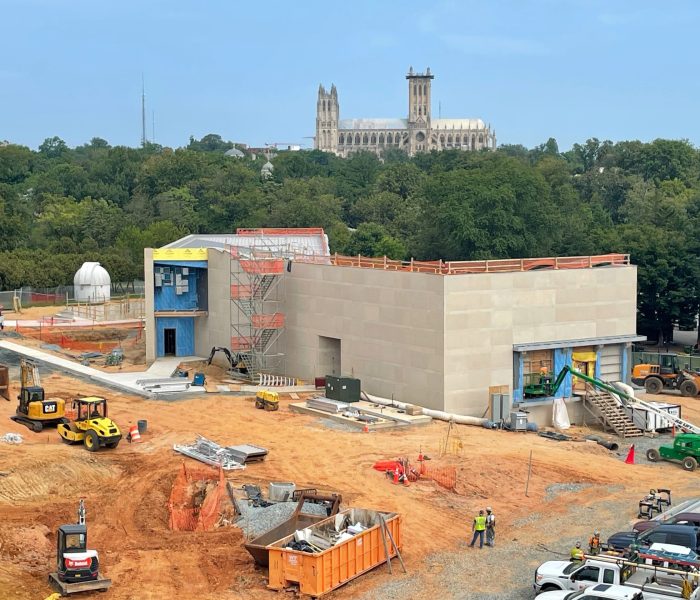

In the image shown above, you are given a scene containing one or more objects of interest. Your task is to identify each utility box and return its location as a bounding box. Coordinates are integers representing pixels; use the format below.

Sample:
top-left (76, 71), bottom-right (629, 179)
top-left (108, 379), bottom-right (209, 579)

top-left (510, 411), bottom-right (528, 431)
top-left (491, 393), bottom-right (512, 422)
top-left (325, 376), bottom-right (360, 403)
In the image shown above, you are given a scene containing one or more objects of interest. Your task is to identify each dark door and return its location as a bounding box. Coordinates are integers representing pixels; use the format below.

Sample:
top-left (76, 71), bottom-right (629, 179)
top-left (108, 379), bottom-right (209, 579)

top-left (164, 328), bottom-right (177, 356)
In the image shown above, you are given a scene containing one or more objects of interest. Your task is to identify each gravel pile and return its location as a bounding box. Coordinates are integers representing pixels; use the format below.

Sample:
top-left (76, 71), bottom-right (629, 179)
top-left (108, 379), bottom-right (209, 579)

top-left (544, 482), bottom-right (592, 502)
top-left (235, 501), bottom-right (329, 539)
top-left (612, 433), bottom-right (673, 464)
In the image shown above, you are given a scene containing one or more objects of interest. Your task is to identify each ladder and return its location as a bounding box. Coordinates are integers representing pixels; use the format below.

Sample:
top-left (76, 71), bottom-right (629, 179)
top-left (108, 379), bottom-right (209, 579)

top-left (584, 384), bottom-right (643, 438)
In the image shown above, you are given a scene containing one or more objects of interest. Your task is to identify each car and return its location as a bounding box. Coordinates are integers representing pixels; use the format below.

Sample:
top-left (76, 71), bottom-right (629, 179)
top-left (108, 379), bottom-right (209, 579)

top-left (607, 524), bottom-right (700, 553)
top-left (538, 583), bottom-right (643, 600)
top-left (633, 512), bottom-right (700, 533)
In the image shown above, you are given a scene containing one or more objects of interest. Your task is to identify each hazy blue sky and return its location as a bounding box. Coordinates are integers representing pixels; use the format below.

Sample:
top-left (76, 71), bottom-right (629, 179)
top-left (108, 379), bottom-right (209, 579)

top-left (2, 0), bottom-right (698, 151)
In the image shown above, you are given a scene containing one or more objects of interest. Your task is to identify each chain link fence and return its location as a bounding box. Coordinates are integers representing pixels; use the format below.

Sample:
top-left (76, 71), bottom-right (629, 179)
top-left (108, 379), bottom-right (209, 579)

top-left (0, 282), bottom-right (145, 309)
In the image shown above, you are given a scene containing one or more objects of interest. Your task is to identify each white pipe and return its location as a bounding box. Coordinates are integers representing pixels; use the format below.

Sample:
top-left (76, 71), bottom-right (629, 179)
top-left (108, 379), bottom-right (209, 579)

top-left (361, 391), bottom-right (487, 426)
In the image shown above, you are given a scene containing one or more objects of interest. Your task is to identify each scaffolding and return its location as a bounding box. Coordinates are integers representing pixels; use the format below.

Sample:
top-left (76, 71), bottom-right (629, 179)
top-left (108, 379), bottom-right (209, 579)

top-left (229, 240), bottom-right (288, 381)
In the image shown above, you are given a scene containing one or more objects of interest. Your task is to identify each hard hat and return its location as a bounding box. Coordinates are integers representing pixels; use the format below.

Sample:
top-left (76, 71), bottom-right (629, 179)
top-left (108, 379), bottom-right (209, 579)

top-left (594, 530), bottom-right (600, 535)
top-left (576, 541), bottom-right (581, 547)
top-left (486, 506), bottom-right (492, 512)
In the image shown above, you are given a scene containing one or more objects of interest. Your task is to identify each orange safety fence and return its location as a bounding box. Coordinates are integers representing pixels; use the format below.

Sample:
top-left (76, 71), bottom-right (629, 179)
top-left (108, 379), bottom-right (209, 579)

top-left (230, 284), bottom-right (253, 299)
top-left (239, 259), bottom-right (284, 275)
top-left (251, 313), bottom-right (284, 329)
top-left (373, 459), bottom-right (457, 492)
top-left (168, 462), bottom-right (226, 532)
top-left (292, 252), bottom-right (631, 276)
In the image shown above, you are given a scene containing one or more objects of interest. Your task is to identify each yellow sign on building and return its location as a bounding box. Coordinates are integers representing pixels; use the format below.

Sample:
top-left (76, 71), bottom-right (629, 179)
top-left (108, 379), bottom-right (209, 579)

top-left (153, 248), bottom-right (208, 261)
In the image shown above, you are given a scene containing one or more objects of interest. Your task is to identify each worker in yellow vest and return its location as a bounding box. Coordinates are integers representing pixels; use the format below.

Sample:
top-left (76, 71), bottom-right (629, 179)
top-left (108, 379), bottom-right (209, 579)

top-left (469, 509), bottom-right (487, 549)
top-left (571, 541), bottom-right (584, 561)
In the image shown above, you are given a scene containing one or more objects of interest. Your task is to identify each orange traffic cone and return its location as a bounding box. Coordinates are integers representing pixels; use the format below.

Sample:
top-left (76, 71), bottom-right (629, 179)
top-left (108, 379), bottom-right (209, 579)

top-left (624, 444), bottom-right (635, 464)
top-left (403, 474), bottom-right (410, 487)
top-left (392, 467), bottom-right (400, 485)
top-left (128, 424), bottom-right (141, 443)
top-left (363, 423), bottom-right (369, 433)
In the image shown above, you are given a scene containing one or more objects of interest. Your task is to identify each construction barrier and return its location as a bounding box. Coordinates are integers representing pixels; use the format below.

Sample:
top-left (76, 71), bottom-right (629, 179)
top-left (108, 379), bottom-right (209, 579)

top-left (420, 465), bottom-right (457, 491)
top-left (168, 463), bottom-right (226, 531)
top-left (372, 459), bottom-right (457, 491)
top-left (258, 373), bottom-right (297, 387)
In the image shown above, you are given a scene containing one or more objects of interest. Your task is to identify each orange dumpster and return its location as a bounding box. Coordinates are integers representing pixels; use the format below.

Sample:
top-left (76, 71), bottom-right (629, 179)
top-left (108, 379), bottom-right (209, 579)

top-left (267, 508), bottom-right (402, 597)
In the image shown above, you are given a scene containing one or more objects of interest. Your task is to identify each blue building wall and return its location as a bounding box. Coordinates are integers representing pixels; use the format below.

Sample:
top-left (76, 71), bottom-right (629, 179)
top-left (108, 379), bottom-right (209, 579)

top-left (154, 264), bottom-right (205, 311)
top-left (156, 317), bottom-right (194, 356)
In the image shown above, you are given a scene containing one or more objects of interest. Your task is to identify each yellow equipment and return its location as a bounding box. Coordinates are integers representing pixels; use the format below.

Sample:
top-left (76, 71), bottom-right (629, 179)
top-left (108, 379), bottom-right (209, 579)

top-left (255, 390), bottom-right (279, 411)
top-left (10, 359), bottom-right (67, 432)
top-left (57, 397), bottom-right (122, 452)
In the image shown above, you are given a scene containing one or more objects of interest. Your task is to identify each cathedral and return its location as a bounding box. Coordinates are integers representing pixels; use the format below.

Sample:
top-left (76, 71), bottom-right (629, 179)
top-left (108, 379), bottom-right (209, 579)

top-left (315, 67), bottom-right (496, 157)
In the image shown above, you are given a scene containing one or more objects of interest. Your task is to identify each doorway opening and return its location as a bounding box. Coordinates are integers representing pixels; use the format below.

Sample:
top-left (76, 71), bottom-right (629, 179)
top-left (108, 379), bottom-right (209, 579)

top-left (318, 336), bottom-right (341, 377)
top-left (164, 328), bottom-right (177, 356)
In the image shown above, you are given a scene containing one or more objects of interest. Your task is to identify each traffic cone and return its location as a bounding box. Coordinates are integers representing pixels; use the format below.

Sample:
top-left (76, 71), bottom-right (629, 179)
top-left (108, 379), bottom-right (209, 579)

top-left (392, 467), bottom-right (399, 485)
top-left (363, 423), bottom-right (369, 433)
top-left (624, 444), bottom-right (635, 464)
top-left (128, 424), bottom-right (141, 443)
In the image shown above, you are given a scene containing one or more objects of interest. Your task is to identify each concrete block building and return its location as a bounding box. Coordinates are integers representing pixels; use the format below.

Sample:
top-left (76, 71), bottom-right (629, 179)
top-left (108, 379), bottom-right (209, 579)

top-left (145, 228), bottom-right (642, 424)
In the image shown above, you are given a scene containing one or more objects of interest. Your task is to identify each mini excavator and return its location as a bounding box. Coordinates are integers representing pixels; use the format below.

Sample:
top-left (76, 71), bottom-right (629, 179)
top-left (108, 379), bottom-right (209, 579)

top-left (48, 499), bottom-right (112, 595)
top-left (10, 359), bottom-right (67, 432)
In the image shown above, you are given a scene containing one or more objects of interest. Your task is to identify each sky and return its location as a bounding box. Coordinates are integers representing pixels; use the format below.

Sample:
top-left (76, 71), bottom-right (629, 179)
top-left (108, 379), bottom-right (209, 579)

top-left (1, 0), bottom-right (699, 152)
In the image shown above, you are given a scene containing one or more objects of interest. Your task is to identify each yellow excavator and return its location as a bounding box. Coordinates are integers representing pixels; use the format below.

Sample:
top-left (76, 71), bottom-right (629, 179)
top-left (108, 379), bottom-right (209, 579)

top-left (10, 359), bottom-right (68, 432)
top-left (58, 397), bottom-right (121, 452)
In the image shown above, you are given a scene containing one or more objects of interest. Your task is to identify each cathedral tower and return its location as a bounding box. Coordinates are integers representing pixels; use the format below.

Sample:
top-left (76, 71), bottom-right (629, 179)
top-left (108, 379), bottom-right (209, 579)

top-left (315, 84), bottom-right (339, 154)
top-left (406, 66), bottom-right (434, 155)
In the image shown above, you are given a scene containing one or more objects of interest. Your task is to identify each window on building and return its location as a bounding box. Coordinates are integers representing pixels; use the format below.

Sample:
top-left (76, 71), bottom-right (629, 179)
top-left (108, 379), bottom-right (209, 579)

top-left (386, 133), bottom-right (392, 144)
top-left (455, 135), bottom-right (461, 145)
top-left (355, 134), bottom-right (361, 145)
top-left (521, 349), bottom-right (555, 399)
top-left (371, 134), bottom-right (377, 144)
top-left (423, 84), bottom-right (427, 95)
top-left (440, 134), bottom-right (445, 145)
top-left (379, 133), bottom-right (385, 144)
top-left (479, 134), bottom-right (484, 144)
top-left (363, 134), bottom-right (369, 145)
top-left (339, 133), bottom-right (344, 145)
top-left (447, 134), bottom-right (453, 145)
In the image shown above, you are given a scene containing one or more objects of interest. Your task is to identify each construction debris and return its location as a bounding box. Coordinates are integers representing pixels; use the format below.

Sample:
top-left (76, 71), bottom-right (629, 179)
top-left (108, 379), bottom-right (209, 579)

top-left (307, 397), bottom-right (349, 413)
top-left (136, 377), bottom-right (191, 393)
top-left (0, 432), bottom-right (23, 444)
top-left (173, 436), bottom-right (249, 470)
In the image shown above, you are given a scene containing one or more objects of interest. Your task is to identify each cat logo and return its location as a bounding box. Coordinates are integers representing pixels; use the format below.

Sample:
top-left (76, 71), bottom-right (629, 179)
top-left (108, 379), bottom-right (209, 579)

top-left (43, 403), bottom-right (57, 414)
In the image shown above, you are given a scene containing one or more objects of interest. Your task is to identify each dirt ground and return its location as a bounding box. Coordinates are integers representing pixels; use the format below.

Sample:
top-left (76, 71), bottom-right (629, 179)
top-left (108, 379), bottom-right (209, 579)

top-left (1, 370), bottom-right (700, 599)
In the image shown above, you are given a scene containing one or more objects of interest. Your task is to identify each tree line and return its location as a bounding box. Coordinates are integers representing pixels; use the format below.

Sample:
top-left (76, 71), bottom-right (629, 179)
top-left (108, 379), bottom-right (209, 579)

top-left (1, 133), bottom-right (699, 341)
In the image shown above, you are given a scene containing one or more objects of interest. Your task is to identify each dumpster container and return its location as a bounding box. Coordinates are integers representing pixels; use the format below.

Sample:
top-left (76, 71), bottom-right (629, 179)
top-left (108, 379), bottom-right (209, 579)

top-left (267, 508), bottom-right (401, 597)
top-left (244, 492), bottom-right (342, 566)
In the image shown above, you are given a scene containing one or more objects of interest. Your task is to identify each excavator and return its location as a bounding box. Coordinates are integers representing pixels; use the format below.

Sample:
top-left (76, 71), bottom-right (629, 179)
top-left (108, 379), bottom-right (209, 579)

top-left (10, 359), bottom-right (68, 432)
top-left (206, 346), bottom-right (248, 375)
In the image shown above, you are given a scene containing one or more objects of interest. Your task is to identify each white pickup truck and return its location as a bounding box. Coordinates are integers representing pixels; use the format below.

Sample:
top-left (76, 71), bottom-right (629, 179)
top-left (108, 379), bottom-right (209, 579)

top-left (534, 557), bottom-right (700, 599)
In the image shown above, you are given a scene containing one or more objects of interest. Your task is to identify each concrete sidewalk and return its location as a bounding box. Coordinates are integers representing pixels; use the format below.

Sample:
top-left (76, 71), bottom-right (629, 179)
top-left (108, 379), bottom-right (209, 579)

top-left (0, 340), bottom-right (204, 398)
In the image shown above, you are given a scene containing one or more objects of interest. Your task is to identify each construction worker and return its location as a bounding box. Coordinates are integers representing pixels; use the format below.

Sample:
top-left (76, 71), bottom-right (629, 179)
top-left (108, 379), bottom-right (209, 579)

top-left (485, 507), bottom-right (496, 547)
top-left (571, 541), bottom-right (584, 561)
top-left (589, 530), bottom-right (602, 555)
top-left (469, 509), bottom-right (487, 549)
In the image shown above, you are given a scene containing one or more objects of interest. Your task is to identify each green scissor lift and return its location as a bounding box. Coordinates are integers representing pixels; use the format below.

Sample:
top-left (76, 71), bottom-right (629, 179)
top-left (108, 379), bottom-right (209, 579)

top-left (523, 365), bottom-right (634, 402)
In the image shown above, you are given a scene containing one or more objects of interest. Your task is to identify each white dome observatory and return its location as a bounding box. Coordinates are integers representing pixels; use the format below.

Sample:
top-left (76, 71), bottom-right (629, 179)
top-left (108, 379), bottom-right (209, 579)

top-left (73, 262), bottom-right (111, 303)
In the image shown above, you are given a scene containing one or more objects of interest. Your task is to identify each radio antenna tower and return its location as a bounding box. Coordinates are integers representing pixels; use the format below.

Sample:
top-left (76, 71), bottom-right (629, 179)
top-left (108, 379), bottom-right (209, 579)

top-left (141, 75), bottom-right (147, 147)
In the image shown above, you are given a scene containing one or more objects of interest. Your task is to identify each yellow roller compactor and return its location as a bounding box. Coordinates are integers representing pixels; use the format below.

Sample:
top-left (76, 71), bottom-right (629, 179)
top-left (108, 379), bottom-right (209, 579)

top-left (58, 397), bottom-right (121, 452)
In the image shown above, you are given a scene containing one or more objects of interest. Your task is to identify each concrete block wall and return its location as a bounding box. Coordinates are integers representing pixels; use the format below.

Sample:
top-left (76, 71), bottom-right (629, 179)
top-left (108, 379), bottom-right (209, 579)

top-left (283, 262), bottom-right (445, 410)
top-left (444, 266), bottom-right (637, 415)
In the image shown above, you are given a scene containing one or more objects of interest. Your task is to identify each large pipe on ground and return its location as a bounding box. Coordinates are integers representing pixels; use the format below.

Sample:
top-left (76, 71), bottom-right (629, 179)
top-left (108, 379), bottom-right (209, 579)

top-left (361, 391), bottom-right (487, 426)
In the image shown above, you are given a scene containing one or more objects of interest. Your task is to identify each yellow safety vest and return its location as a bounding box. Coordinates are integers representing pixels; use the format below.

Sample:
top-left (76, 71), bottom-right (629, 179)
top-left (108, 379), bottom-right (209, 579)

top-left (474, 516), bottom-right (486, 531)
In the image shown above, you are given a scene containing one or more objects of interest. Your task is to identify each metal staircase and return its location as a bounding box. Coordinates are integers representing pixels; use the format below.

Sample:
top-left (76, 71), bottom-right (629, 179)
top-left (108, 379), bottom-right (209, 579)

top-left (583, 383), bottom-right (643, 438)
